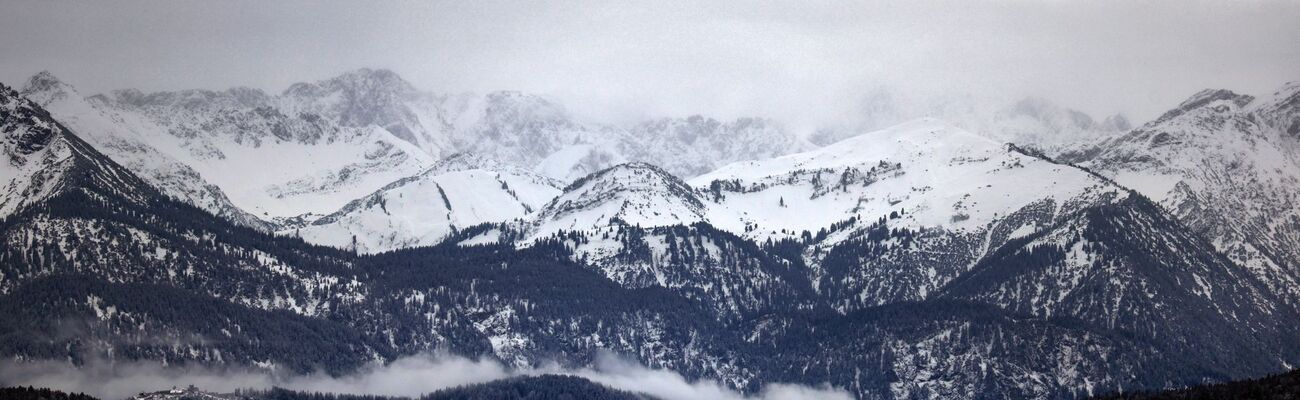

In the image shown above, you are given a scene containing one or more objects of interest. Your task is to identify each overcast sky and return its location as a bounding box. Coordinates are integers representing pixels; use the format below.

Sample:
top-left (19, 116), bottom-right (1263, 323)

top-left (1, 0), bottom-right (1298, 127)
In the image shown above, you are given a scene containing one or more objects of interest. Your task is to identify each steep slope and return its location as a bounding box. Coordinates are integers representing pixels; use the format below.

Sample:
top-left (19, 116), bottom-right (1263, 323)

top-left (520, 163), bottom-right (820, 321)
top-left (1, 83), bottom-right (150, 216)
top-left (1057, 83), bottom-right (1300, 308)
top-left (292, 153), bottom-right (562, 253)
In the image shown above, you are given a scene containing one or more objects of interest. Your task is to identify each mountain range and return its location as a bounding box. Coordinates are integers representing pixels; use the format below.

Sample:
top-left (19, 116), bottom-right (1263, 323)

top-left (3, 70), bottom-right (1300, 399)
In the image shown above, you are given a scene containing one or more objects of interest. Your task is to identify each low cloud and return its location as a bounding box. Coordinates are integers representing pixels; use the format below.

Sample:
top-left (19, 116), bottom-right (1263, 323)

top-left (558, 352), bottom-right (851, 400)
top-left (0, 351), bottom-right (849, 400)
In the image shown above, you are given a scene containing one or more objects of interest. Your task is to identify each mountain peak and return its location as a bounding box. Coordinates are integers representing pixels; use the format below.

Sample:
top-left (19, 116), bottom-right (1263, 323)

top-left (482, 90), bottom-right (564, 113)
top-left (285, 68), bottom-right (416, 98)
top-left (24, 70), bottom-right (65, 90)
top-left (1154, 89), bottom-right (1254, 123)
top-left (1180, 89), bottom-right (1254, 109)
top-left (20, 70), bottom-right (78, 106)
top-left (563, 162), bottom-right (684, 192)
top-left (531, 162), bottom-right (706, 238)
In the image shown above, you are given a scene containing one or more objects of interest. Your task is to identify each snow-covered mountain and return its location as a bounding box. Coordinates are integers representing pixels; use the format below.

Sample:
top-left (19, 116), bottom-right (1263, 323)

top-left (522, 117), bottom-right (1285, 325)
top-left (15, 69), bottom-right (814, 231)
top-left (696, 119), bottom-right (1120, 240)
top-left (292, 153), bottom-right (562, 253)
top-left (1057, 82), bottom-right (1300, 308)
top-left (688, 119), bottom-right (1136, 312)
top-left (503, 116), bottom-right (1300, 396)
top-left (10, 74), bottom-right (1300, 399)
top-left (94, 78), bottom-right (435, 221)
top-left (278, 68), bottom-right (456, 158)
top-left (528, 118), bottom-right (1123, 243)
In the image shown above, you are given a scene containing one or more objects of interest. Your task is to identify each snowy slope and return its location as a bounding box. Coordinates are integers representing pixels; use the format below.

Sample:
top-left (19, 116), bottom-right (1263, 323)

top-left (527, 162), bottom-right (707, 240)
top-left (294, 153), bottom-right (561, 253)
top-left (694, 118), bottom-right (1123, 241)
top-left (81, 75), bottom-right (435, 220)
top-left (18, 72), bottom-right (274, 230)
top-left (684, 119), bottom-right (1130, 310)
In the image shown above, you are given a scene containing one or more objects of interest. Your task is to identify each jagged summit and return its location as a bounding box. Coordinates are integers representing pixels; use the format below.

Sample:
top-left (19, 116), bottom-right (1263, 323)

top-left (9, 74), bottom-right (282, 231)
top-left (278, 68), bottom-right (448, 155)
